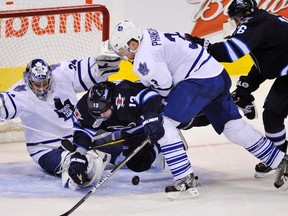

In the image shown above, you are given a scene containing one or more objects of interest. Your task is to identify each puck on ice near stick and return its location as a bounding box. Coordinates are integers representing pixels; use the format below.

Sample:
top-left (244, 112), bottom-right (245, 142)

top-left (132, 175), bottom-right (140, 185)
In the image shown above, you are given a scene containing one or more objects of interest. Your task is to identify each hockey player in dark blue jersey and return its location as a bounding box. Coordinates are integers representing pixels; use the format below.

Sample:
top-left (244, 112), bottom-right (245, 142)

top-left (64, 80), bottom-right (166, 190)
top-left (185, 0), bottom-right (288, 181)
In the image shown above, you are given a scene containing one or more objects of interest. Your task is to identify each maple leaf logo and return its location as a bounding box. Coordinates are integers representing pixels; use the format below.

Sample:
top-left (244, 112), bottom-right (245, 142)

top-left (54, 98), bottom-right (74, 121)
top-left (137, 62), bottom-right (150, 76)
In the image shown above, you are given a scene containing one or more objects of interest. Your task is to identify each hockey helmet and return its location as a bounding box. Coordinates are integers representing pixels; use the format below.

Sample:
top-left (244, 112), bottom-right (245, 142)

top-left (228, 0), bottom-right (258, 22)
top-left (87, 82), bottom-right (114, 116)
top-left (109, 20), bottom-right (142, 57)
top-left (24, 59), bottom-right (52, 101)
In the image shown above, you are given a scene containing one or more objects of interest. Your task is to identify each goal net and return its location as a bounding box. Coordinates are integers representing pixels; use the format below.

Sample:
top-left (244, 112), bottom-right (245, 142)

top-left (0, 4), bottom-right (110, 143)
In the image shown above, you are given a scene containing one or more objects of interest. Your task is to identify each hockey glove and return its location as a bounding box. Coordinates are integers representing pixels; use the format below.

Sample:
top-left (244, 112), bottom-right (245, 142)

top-left (177, 114), bottom-right (210, 130)
top-left (68, 152), bottom-right (88, 186)
top-left (184, 33), bottom-right (211, 52)
top-left (140, 112), bottom-right (165, 142)
top-left (96, 40), bottom-right (121, 77)
top-left (231, 75), bottom-right (258, 119)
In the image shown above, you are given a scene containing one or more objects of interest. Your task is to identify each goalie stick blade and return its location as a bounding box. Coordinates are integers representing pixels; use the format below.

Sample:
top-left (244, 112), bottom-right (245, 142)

top-left (61, 139), bottom-right (76, 152)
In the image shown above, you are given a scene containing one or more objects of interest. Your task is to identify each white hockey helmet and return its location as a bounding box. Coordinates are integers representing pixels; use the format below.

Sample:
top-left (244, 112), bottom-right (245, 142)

top-left (24, 59), bottom-right (52, 101)
top-left (109, 20), bottom-right (142, 54)
top-left (61, 151), bottom-right (111, 190)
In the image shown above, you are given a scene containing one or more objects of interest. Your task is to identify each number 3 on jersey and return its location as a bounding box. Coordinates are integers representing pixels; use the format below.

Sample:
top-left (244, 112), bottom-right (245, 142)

top-left (164, 32), bottom-right (198, 49)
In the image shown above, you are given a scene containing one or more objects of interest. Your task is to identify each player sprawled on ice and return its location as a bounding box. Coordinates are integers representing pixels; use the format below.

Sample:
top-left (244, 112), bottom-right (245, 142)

top-left (185, 0), bottom-right (288, 179)
top-left (63, 79), bottom-right (166, 190)
top-left (0, 41), bottom-right (121, 189)
top-left (109, 19), bottom-right (288, 197)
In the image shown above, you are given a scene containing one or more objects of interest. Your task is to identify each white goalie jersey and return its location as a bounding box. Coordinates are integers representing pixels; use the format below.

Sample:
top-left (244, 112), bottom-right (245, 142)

top-left (0, 57), bottom-right (117, 162)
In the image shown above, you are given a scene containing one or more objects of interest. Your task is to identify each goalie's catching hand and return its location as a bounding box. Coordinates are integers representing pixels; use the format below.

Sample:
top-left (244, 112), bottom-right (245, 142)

top-left (96, 40), bottom-right (121, 77)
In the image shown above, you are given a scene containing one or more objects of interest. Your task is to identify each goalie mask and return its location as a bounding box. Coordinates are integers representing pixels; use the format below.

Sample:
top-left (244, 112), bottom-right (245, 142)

top-left (87, 82), bottom-right (114, 118)
top-left (109, 20), bottom-right (142, 59)
top-left (228, 0), bottom-right (258, 23)
top-left (24, 59), bottom-right (52, 101)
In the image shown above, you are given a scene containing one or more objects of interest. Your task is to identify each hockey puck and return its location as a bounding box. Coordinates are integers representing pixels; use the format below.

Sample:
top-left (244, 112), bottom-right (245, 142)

top-left (132, 175), bottom-right (140, 185)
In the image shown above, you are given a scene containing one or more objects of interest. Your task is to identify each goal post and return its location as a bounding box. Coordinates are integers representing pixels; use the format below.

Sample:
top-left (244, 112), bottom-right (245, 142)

top-left (0, 4), bottom-right (110, 91)
top-left (0, 4), bottom-right (110, 142)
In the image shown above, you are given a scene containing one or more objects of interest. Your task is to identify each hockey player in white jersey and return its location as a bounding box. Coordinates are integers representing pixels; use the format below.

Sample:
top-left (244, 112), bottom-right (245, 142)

top-left (109, 20), bottom-right (288, 198)
top-left (0, 44), bottom-right (121, 190)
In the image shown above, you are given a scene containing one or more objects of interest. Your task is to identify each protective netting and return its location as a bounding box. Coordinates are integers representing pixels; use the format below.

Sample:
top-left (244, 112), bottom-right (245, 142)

top-left (0, 4), bottom-right (109, 142)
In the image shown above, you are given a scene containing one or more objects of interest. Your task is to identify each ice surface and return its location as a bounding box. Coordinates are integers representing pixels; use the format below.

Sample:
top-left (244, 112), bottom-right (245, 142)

top-left (0, 77), bottom-right (287, 216)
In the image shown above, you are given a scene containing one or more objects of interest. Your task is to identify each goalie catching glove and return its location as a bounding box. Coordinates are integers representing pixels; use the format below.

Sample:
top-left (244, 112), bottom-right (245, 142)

top-left (231, 75), bottom-right (258, 120)
top-left (140, 112), bottom-right (165, 142)
top-left (96, 40), bottom-right (121, 77)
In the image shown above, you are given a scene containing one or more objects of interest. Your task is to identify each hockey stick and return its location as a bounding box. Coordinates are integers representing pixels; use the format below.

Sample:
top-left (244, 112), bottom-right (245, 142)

top-left (62, 136), bottom-right (127, 152)
top-left (61, 131), bottom-right (145, 152)
top-left (0, 117), bottom-right (67, 139)
top-left (60, 137), bottom-right (151, 216)
top-left (178, 130), bottom-right (188, 151)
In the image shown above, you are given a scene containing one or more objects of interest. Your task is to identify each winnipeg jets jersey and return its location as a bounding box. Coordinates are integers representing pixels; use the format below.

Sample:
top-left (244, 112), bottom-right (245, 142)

top-left (0, 57), bottom-right (110, 162)
top-left (73, 80), bottom-right (163, 150)
top-left (133, 29), bottom-right (224, 97)
top-left (210, 9), bottom-right (288, 79)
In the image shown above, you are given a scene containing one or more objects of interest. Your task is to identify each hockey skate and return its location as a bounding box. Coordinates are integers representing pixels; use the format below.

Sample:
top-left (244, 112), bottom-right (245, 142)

top-left (254, 162), bottom-right (275, 178)
top-left (165, 173), bottom-right (199, 200)
top-left (274, 155), bottom-right (288, 190)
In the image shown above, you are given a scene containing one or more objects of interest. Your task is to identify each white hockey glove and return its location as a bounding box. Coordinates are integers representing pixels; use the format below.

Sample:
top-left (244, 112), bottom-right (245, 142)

top-left (96, 40), bottom-right (121, 78)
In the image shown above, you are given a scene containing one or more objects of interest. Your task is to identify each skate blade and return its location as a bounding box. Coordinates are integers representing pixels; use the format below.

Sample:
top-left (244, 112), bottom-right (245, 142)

top-left (254, 169), bottom-right (276, 178)
top-left (166, 187), bottom-right (200, 200)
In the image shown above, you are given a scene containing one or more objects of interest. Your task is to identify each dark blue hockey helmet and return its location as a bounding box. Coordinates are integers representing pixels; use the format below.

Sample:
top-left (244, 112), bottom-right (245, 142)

top-left (87, 82), bottom-right (114, 116)
top-left (228, 0), bottom-right (258, 22)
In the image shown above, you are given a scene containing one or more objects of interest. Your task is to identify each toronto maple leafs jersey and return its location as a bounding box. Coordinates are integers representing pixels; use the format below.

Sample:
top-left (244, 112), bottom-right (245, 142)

top-left (0, 57), bottom-right (110, 162)
top-left (132, 29), bottom-right (224, 97)
top-left (73, 80), bottom-right (163, 150)
top-left (210, 9), bottom-right (288, 79)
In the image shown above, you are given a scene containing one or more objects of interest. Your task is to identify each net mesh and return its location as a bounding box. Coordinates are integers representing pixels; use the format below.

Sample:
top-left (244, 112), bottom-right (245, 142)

top-left (0, 4), bottom-right (109, 142)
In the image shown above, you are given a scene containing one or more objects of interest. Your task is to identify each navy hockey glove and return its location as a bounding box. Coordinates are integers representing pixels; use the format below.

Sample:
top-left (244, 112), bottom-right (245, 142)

top-left (184, 33), bottom-right (211, 52)
top-left (140, 112), bottom-right (165, 142)
top-left (232, 76), bottom-right (258, 120)
top-left (68, 152), bottom-right (88, 186)
top-left (177, 114), bottom-right (210, 130)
